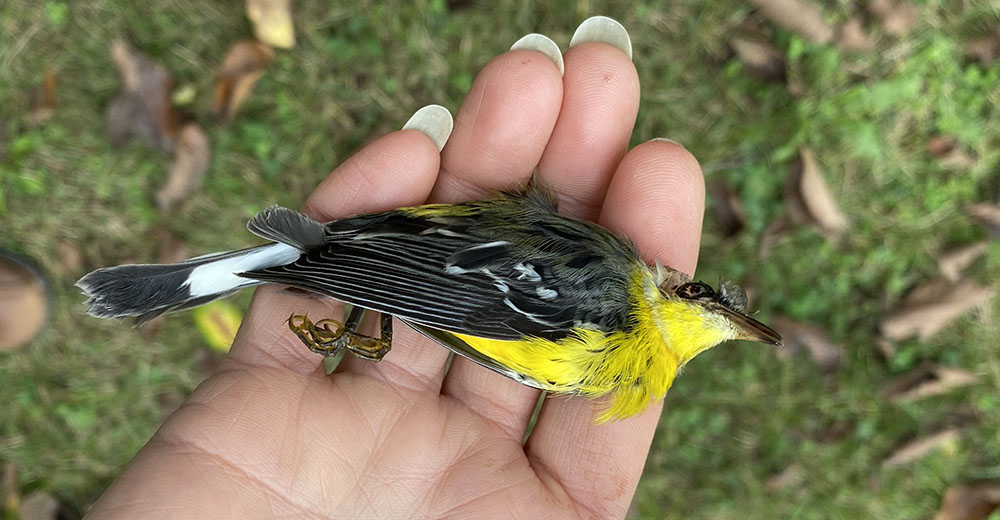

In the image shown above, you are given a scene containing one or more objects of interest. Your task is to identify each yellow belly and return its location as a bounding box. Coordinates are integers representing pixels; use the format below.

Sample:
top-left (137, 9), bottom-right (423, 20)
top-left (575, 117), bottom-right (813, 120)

top-left (452, 329), bottom-right (614, 395)
top-left (452, 326), bottom-right (679, 422)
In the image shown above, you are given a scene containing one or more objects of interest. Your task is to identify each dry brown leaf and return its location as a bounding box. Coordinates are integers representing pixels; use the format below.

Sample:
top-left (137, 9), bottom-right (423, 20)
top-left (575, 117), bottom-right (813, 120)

top-left (940, 152), bottom-right (977, 170)
top-left (246, 0), bottom-right (296, 49)
top-left (0, 254), bottom-right (48, 351)
top-left (214, 40), bottom-right (274, 121)
top-left (28, 70), bottom-right (57, 126)
top-left (836, 19), bottom-right (875, 52)
top-left (876, 337), bottom-right (897, 359)
top-left (882, 363), bottom-right (977, 403)
top-left (773, 317), bottom-right (842, 371)
top-left (934, 484), bottom-right (1000, 520)
top-left (938, 242), bottom-right (988, 281)
top-left (155, 123), bottom-right (211, 212)
top-left (54, 240), bottom-right (82, 276)
top-left (749, 0), bottom-right (834, 44)
top-left (967, 203), bottom-right (1000, 238)
top-left (882, 428), bottom-right (962, 468)
top-left (785, 148), bottom-right (848, 239)
top-left (966, 31), bottom-right (1000, 65)
top-left (880, 279), bottom-right (995, 341)
top-left (928, 135), bottom-right (958, 156)
top-left (731, 36), bottom-right (786, 82)
top-left (709, 181), bottom-right (747, 237)
top-left (868, 0), bottom-right (919, 37)
top-left (766, 464), bottom-right (805, 493)
top-left (106, 40), bottom-right (180, 152)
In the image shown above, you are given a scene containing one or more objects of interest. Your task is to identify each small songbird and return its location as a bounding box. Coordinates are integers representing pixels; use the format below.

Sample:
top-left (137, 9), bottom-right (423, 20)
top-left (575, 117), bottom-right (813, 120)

top-left (77, 188), bottom-right (781, 422)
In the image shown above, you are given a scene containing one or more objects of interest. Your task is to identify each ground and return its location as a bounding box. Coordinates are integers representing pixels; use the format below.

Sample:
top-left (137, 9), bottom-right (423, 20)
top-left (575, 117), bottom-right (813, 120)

top-left (1, 1), bottom-right (998, 518)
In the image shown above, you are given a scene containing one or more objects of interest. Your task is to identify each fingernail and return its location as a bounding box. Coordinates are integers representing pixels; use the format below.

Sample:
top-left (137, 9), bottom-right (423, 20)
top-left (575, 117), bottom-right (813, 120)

top-left (402, 104), bottom-right (454, 152)
top-left (510, 33), bottom-right (564, 76)
top-left (569, 16), bottom-right (632, 60)
top-left (651, 137), bottom-right (683, 147)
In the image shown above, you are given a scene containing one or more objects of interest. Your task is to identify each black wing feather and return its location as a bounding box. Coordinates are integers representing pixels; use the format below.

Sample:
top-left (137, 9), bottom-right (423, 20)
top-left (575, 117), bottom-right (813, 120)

top-left (242, 197), bottom-right (634, 341)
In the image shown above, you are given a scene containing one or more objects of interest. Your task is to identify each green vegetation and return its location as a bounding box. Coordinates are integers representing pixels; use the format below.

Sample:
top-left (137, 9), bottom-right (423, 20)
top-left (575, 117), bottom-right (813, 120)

top-left (2, 1), bottom-right (998, 517)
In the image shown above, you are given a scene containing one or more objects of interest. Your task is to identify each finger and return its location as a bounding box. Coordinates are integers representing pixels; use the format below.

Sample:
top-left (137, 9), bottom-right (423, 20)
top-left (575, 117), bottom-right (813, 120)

top-left (430, 42), bottom-right (564, 202)
top-left (434, 36), bottom-right (564, 435)
top-left (526, 140), bottom-right (705, 516)
top-left (230, 122), bottom-right (447, 384)
top-left (537, 16), bottom-right (639, 221)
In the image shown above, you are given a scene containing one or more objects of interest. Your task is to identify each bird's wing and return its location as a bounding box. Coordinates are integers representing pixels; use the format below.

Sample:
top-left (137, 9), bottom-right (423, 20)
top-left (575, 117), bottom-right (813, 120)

top-left (241, 209), bottom-right (596, 340)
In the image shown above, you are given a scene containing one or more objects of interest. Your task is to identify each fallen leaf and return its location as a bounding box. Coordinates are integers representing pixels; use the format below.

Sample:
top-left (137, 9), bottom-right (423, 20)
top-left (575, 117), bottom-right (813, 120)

top-left (836, 19), bottom-right (875, 52)
top-left (192, 300), bottom-right (243, 352)
top-left (709, 181), bottom-right (747, 237)
top-left (880, 279), bottom-right (995, 341)
top-left (876, 337), bottom-right (896, 360)
top-left (927, 136), bottom-right (978, 170)
top-left (773, 317), bottom-right (842, 371)
top-left (155, 123), bottom-right (211, 212)
top-left (928, 135), bottom-right (958, 156)
top-left (214, 40), bottom-right (273, 121)
top-left (882, 363), bottom-right (977, 403)
top-left (868, 0), bottom-right (919, 37)
top-left (54, 240), bottom-right (82, 276)
top-left (0, 253), bottom-right (48, 351)
top-left (28, 70), bottom-right (57, 126)
top-left (966, 31), bottom-right (1000, 65)
top-left (967, 203), bottom-right (1000, 238)
top-left (785, 147), bottom-right (848, 240)
top-left (749, 0), bottom-right (834, 44)
top-left (730, 35), bottom-right (786, 82)
top-left (935, 484), bottom-right (1000, 520)
top-left (766, 464), bottom-right (805, 493)
top-left (106, 40), bottom-right (180, 152)
top-left (938, 242), bottom-right (988, 281)
top-left (246, 0), bottom-right (296, 49)
top-left (882, 428), bottom-right (962, 468)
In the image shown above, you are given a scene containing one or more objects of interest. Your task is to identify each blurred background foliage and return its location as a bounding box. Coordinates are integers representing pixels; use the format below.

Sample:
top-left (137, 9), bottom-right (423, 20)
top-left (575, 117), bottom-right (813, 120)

top-left (1, 0), bottom-right (999, 518)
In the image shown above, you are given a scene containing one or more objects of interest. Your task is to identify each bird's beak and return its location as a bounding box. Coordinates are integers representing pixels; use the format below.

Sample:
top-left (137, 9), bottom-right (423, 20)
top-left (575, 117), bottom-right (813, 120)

top-left (722, 307), bottom-right (783, 347)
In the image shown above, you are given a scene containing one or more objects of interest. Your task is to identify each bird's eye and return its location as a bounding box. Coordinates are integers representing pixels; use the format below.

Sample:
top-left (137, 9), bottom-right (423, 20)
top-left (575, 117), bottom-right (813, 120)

top-left (675, 282), bottom-right (715, 300)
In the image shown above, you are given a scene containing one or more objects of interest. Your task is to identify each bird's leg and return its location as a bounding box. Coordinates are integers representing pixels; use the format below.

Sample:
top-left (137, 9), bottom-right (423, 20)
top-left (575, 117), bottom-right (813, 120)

top-left (287, 307), bottom-right (392, 362)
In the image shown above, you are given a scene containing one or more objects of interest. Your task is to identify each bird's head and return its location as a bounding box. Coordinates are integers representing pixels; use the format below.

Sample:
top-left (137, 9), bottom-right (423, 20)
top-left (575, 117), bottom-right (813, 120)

top-left (653, 279), bottom-right (782, 365)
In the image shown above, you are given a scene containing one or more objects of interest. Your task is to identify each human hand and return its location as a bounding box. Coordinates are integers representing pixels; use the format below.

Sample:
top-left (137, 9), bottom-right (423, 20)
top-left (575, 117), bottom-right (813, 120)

top-left (88, 17), bottom-right (705, 519)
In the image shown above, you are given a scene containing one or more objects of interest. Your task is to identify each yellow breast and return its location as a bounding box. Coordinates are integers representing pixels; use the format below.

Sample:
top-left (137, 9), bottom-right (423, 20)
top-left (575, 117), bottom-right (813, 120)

top-left (452, 269), bottom-right (695, 422)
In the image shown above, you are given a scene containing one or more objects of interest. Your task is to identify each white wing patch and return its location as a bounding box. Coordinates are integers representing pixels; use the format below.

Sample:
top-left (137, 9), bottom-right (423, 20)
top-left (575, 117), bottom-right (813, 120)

top-left (513, 262), bottom-right (542, 282)
top-left (536, 287), bottom-right (559, 300)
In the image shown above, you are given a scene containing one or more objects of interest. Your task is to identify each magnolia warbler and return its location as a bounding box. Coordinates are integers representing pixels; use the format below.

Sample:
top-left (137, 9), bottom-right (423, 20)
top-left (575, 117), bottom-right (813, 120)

top-left (77, 188), bottom-right (781, 422)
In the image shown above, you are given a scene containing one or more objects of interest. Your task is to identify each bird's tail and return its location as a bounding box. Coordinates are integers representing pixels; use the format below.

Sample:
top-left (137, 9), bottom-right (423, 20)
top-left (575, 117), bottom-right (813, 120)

top-left (77, 206), bottom-right (324, 324)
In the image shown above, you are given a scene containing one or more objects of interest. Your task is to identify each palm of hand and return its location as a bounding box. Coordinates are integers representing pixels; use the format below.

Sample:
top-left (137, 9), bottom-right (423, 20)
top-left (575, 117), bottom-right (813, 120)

top-left (89, 37), bottom-right (705, 519)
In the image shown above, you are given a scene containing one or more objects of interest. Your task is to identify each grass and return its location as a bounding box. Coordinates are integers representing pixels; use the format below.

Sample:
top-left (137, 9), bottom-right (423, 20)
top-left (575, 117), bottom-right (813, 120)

top-left (2, 0), bottom-right (999, 517)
